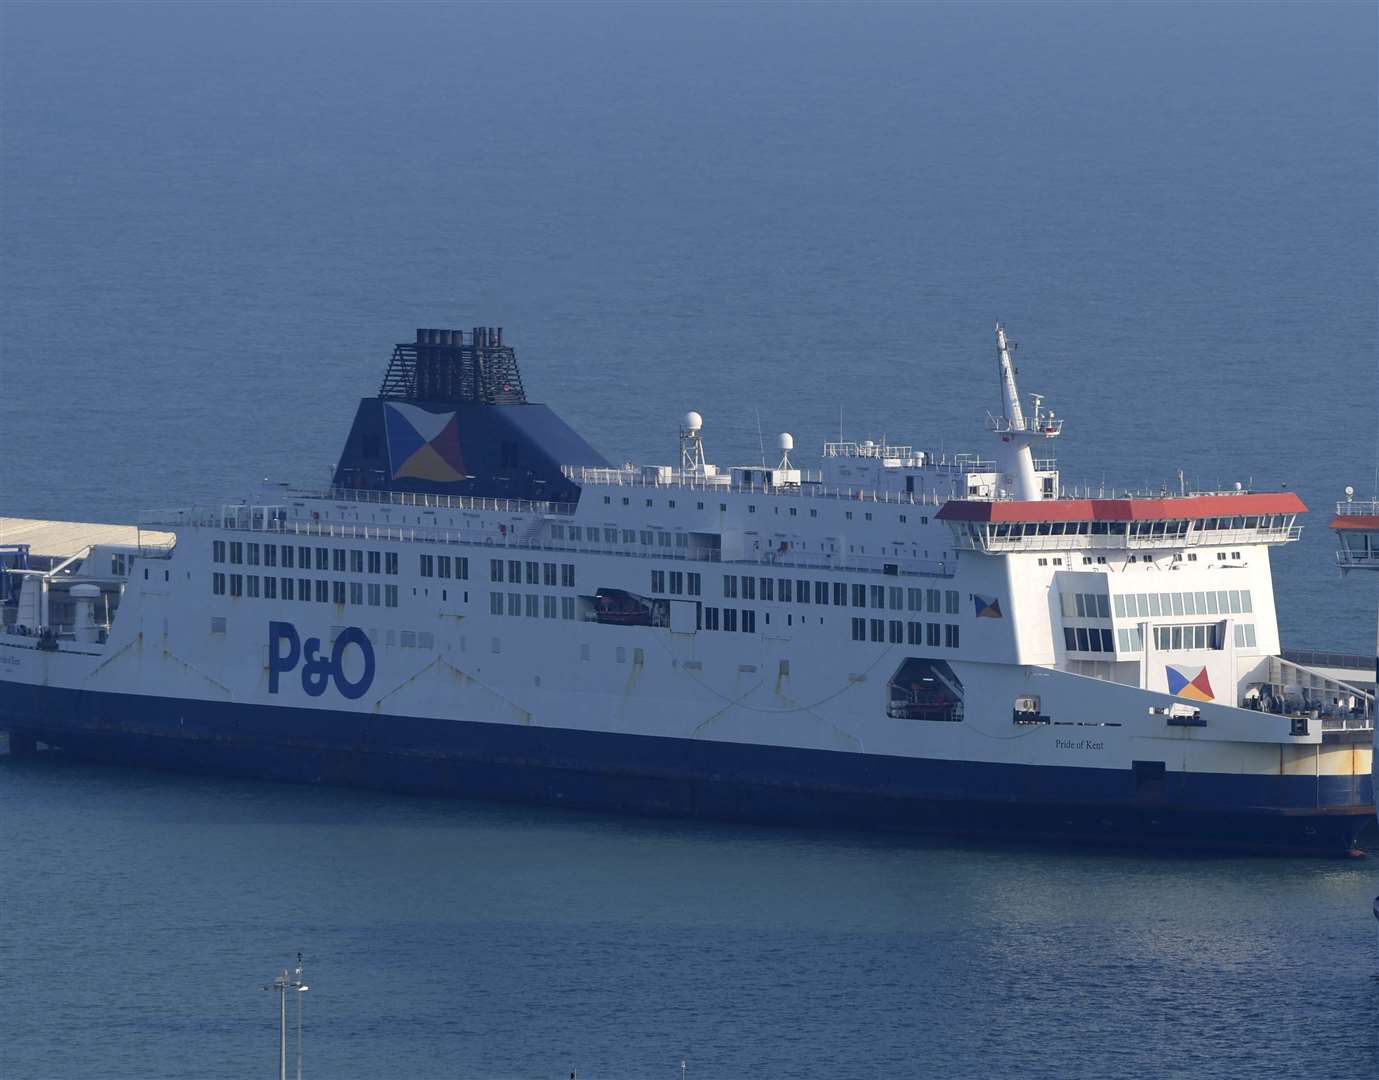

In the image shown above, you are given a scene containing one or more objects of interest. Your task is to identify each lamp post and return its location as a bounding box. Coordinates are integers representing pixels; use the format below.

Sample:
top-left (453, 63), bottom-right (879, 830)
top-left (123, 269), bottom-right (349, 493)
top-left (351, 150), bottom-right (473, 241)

top-left (262, 958), bottom-right (309, 1080)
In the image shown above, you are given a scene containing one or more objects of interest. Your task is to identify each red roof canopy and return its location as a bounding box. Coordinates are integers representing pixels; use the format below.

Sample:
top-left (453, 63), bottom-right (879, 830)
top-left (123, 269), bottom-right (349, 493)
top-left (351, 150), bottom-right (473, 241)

top-left (1329, 515), bottom-right (1379, 531)
top-left (936, 492), bottom-right (1306, 524)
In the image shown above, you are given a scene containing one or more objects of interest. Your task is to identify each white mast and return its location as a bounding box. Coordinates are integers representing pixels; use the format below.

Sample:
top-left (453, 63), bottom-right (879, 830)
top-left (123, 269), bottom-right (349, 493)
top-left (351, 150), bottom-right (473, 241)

top-left (988, 322), bottom-right (1061, 500)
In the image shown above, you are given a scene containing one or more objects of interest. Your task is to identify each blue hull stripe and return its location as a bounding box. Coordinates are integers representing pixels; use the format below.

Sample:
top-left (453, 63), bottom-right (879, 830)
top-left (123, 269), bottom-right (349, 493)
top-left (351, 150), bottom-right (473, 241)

top-left (3, 682), bottom-right (1374, 854)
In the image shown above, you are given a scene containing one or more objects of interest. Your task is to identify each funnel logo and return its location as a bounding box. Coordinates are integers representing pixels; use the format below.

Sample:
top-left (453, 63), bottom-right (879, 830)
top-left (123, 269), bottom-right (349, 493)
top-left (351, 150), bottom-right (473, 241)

top-left (384, 402), bottom-right (466, 483)
top-left (1166, 664), bottom-right (1214, 702)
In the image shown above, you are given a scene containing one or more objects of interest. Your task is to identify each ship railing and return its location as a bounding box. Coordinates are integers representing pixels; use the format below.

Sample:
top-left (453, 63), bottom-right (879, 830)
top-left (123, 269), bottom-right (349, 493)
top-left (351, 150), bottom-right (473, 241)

top-left (135, 510), bottom-right (960, 579)
top-left (1334, 499), bottom-right (1379, 516)
top-left (1280, 647), bottom-right (1375, 673)
top-left (291, 485), bottom-right (579, 516)
top-left (958, 524), bottom-right (1303, 553)
top-left (561, 467), bottom-right (951, 506)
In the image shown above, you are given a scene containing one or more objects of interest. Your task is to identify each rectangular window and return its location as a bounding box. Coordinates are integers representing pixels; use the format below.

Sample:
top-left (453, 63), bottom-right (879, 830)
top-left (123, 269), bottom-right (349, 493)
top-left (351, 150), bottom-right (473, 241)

top-left (264, 545), bottom-right (277, 568)
top-left (543, 595), bottom-right (557, 618)
top-left (926, 623), bottom-right (940, 647)
top-left (229, 573), bottom-right (243, 596)
top-left (1113, 594), bottom-right (1127, 617)
top-left (1076, 627), bottom-right (1090, 651)
top-left (651, 570), bottom-right (666, 593)
top-left (704, 606), bottom-right (719, 630)
top-left (670, 571), bottom-right (684, 595)
top-left (281, 545), bottom-right (294, 569)
top-left (888, 587), bottom-right (904, 611)
top-left (281, 577), bottom-right (294, 601)
top-left (526, 561), bottom-right (539, 585)
top-left (742, 577), bottom-right (755, 600)
top-left (525, 594), bottom-right (539, 618)
top-left (561, 564), bottom-right (575, 588)
top-left (367, 550), bottom-right (381, 574)
top-left (350, 549), bottom-right (363, 573)
top-left (907, 621), bottom-right (922, 645)
top-left (385, 553), bottom-right (399, 575)
top-left (687, 572), bottom-right (701, 596)
top-left (264, 576), bottom-right (277, 599)
top-left (437, 555), bottom-right (451, 579)
top-left (888, 620), bottom-right (903, 644)
top-left (385, 585), bottom-right (398, 608)
top-left (832, 582), bottom-right (846, 606)
top-left (778, 579), bottom-right (792, 602)
top-left (299, 546), bottom-right (312, 570)
top-left (213, 540), bottom-right (226, 563)
top-left (723, 575), bottom-right (738, 599)
top-left (1241, 590), bottom-right (1252, 613)
top-left (491, 592), bottom-right (504, 615)
top-left (368, 583), bottom-right (381, 607)
top-left (490, 559), bottom-right (504, 582)
top-left (508, 593), bottom-right (521, 616)
top-left (315, 548), bottom-right (329, 571)
top-left (1171, 592), bottom-right (1184, 615)
top-left (315, 580), bottom-right (329, 602)
top-left (1245, 624), bottom-right (1256, 647)
top-left (870, 618), bottom-right (884, 642)
top-left (945, 590), bottom-right (959, 615)
top-left (1148, 593), bottom-right (1162, 616)
top-left (247, 543), bottom-right (260, 566)
top-left (852, 584), bottom-right (866, 607)
top-left (299, 578), bottom-right (311, 602)
top-left (851, 617), bottom-right (866, 641)
top-left (332, 581), bottom-right (346, 605)
top-left (332, 548), bottom-right (346, 572)
top-left (742, 610), bottom-right (755, 633)
top-left (1065, 627), bottom-right (1078, 651)
top-left (350, 582), bottom-right (363, 605)
top-left (907, 588), bottom-right (923, 611)
top-left (945, 623), bottom-right (960, 649)
top-left (1100, 628), bottom-right (1113, 652)
top-left (798, 580), bottom-right (810, 604)
top-left (870, 585), bottom-right (885, 609)
top-left (814, 581), bottom-right (827, 605)
top-left (420, 554), bottom-right (434, 577)
top-left (759, 578), bottom-right (773, 601)
top-left (229, 542), bottom-right (243, 564)
top-left (212, 572), bottom-right (226, 595)
top-left (926, 588), bottom-right (941, 613)
top-left (543, 562), bottom-right (557, 586)
top-left (723, 608), bottom-right (738, 632)
top-left (1075, 593), bottom-right (1087, 618)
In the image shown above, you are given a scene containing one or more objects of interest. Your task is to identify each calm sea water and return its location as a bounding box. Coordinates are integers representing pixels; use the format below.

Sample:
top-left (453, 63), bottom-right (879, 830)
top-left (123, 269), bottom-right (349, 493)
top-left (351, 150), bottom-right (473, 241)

top-left (2, 3), bottom-right (1377, 1077)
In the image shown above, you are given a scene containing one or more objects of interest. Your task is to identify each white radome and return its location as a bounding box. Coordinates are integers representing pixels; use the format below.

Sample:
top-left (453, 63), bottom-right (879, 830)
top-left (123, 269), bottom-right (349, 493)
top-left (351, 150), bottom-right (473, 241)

top-left (778, 432), bottom-right (794, 451)
top-left (684, 411), bottom-right (703, 432)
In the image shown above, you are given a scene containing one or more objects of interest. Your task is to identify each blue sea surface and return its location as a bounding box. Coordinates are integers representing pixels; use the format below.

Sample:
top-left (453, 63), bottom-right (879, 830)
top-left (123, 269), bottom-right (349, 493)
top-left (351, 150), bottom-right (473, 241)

top-left (1, 3), bottom-right (1377, 1077)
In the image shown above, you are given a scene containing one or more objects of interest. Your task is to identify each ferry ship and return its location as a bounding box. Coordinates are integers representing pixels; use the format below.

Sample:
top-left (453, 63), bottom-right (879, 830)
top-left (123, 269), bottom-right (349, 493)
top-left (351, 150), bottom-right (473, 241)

top-left (2, 324), bottom-right (1374, 854)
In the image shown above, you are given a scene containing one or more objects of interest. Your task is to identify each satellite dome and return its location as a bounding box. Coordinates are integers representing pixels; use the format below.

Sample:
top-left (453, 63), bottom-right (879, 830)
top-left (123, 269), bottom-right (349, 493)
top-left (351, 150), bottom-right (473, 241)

top-left (778, 432), bottom-right (794, 451)
top-left (684, 411), bottom-right (703, 432)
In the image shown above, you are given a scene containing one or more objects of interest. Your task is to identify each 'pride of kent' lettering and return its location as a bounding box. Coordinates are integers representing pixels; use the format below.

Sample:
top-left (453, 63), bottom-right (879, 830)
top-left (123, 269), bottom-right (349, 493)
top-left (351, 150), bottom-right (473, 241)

top-left (268, 621), bottom-right (375, 700)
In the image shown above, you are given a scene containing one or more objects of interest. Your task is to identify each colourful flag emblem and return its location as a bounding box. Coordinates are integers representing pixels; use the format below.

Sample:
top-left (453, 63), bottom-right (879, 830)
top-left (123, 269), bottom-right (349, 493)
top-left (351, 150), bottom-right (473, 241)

top-left (973, 594), bottom-right (1003, 619)
top-left (384, 402), bottom-right (467, 483)
top-left (1166, 664), bottom-right (1214, 702)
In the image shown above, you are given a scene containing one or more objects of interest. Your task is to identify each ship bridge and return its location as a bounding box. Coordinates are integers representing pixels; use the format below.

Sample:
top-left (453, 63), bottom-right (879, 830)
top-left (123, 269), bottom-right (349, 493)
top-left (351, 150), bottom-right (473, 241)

top-left (1330, 496), bottom-right (1379, 570)
top-left (938, 492), bottom-right (1305, 553)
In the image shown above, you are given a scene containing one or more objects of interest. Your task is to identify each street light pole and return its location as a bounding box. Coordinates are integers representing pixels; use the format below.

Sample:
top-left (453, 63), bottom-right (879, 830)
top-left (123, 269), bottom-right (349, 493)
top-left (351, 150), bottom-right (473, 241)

top-left (262, 959), bottom-right (309, 1080)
